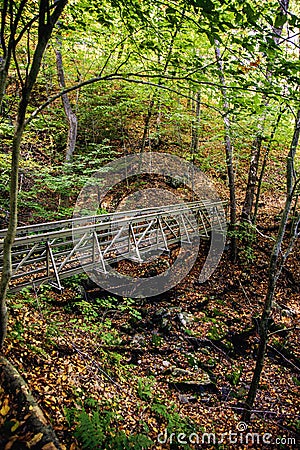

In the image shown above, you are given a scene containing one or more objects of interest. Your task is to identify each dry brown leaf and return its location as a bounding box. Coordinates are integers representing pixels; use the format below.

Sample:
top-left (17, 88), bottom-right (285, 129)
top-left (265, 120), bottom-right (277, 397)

top-left (0, 398), bottom-right (10, 416)
top-left (4, 436), bottom-right (19, 450)
top-left (41, 443), bottom-right (58, 450)
top-left (27, 432), bottom-right (43, 448)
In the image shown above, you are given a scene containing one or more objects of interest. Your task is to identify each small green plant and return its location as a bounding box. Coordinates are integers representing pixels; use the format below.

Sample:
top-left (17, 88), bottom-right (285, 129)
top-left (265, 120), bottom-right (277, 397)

top-left (26, 343), bottom-right (49, 358)
top-left (151, 332), bottom-right (163, 347)
top-left (186, 353), bottom-right (198, 370)
top-left (65, 400), bottom-right (153, 449)
top-left (207, 322), bottom-right (227, 340)
top-left (19, 287), bottom-right (35, 303)
top-left (119, 298), bottom-right (142, 321)
top-left (45, 320), bottom-right (63, 344)
top-left (95, 296), bottom-right (142, 321)
top-left (233, 221), bottom-right (256, 263)
top-left (100, 329), bottom-right (122, 346)
top-left (226, 367), bottom-right (243, 386)
top-left (75, 300), bottom-right (99, 320)
top-left (63, 273), bottom-right (89, 289)
top-left (38, 284), bottom-right (55, 303)
top-left (137, 377), bottom-right (154, 401)
top-left (10, 320), bottom-right (24, 341)
top-left (151, 400), bottom-right (198, 448)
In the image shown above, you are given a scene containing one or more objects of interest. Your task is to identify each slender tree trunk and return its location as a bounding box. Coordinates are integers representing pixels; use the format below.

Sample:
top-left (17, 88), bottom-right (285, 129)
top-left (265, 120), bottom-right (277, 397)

top-left (241, 127), bottom-right (264, 221)
top-left (253, 107), bottom-right (285, 221)
top-left (140, 5), bottom-right (186, 153)
top-left (190, 91), bottom-right (201, 155)
top-left (140, 97), bottom-right (155, 153)
top-left (241, 0), bottom-right (289, 222)
top-left (0, 0), bottom-right (68, 349)
top-left (55, 40), bottom-right (78, 162)
top-left (0, 0), bottom-right (9, 112)
top-left (242, 108), bottom-right (300, 422)
top-left (0, 66), bottom-right (8, 113)
top-left (214, 41), bottom-right (237, 260)
top-left (0, 355), bottom-right (62, 448)
top-left (0, 0), bottom-right (30, 113)
top-left (0, 114), bottom-right (24, 345)
top-left (273, 0), bottom-right (290, 44)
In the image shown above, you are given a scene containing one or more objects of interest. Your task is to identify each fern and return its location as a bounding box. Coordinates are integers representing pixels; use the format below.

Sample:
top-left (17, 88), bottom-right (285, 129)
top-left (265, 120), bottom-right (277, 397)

top-left (67, 403), bottom-right (153, 450)
top-left (74, 410), bottom-right (106, 449)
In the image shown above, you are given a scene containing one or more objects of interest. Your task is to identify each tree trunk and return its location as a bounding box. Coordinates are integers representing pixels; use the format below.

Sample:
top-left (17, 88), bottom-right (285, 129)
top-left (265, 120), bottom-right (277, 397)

top-left (253, 107), bottom-right (285, 221)
top-left (241, 0), bottom-right (289, 222)
top-left (242, 108), bottom-right (300, 422)
top-left (55, 40), bottom-right (78, 162)
top-left (190, 91), bottom-right (201, 155)
top-left (0, 356), bottom-right (61, 448)
top-left (0, 0), bottom-right (10, 113)
top-left (140, 97), bottom-right (155, 153)
top-left (0, 0), bottom-right (68, 349)
top-left (0, 104), bottom-right (25, 345)
top-left (273, 0), bottom-right (290, 44)
top-left (0, 66), bottom-right (8, 113)
top-left (140, 5), bottom-right (186, 154)
top-left (214, 41), bottom-right (237, 260)
top-left (241, 132), bottom-right (263, 221)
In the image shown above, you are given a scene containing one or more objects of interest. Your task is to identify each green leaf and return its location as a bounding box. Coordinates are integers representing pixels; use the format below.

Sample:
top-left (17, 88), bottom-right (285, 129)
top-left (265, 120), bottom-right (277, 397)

top-left (274, 12), bottom-right (287, 29)
top-left (201, 0), bottom-right (215, 13)
top-left (192, 0), bottom-right (215, 13)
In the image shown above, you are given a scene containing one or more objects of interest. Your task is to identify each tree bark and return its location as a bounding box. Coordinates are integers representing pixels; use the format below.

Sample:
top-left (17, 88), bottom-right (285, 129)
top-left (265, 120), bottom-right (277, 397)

top-left (55, 39), bottom-right (78, 162)
top-left (0, 1), bottom-right (18, 112)
top-left (0, 67), bottom-right (8, 114)
top-left (0, 356), bottom-right (61, 448)
top-left (273, 0), bottom-right (290, 44)
top-left (241, 0), bottom-right (289, 222)
top-left (140, 5), bottom-right (186, 153)
top-left (214, 41), bottom-right (237, 260)
top-left (190, 91), bottom-right (201, 155)
top-left (241, 131), bottom-right (263, 221)
top-left (242, 108), bottom-right (300, 422)
top-left (0, 0), bottom-right (68, 349)
top-left (253, 106), bottom-right (285, 221)
top-left (0, 112), bottom-right (24, 345)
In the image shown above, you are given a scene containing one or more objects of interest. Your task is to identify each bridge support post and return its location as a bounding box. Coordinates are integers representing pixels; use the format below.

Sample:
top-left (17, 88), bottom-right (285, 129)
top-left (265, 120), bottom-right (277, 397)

top-left (46, 241), bottom-right (63, 293)
top-left (92, 231), bottom-right (107, 273)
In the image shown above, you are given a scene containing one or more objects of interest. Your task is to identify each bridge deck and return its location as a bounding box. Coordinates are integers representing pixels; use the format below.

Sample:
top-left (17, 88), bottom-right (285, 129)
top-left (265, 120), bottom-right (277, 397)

top-left (0, 201), bottom-right (226, 293)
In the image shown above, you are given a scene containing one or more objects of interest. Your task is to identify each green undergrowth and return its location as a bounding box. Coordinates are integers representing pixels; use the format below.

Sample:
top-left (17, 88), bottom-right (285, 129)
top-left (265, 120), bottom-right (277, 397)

top-left (65, 387), bottom-right (199, 450)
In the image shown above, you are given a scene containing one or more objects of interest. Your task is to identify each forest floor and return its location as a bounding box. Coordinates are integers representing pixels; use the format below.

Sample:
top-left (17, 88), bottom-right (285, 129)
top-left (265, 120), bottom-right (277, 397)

top-left (0, 216), bottom-right (299, 449)
top-left (0, 120), bottom-right (299, 448)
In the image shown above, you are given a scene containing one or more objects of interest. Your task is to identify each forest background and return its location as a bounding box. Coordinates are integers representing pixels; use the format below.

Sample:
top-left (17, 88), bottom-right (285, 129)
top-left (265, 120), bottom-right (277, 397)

top-left (0, 0), bottom-right (299, 448)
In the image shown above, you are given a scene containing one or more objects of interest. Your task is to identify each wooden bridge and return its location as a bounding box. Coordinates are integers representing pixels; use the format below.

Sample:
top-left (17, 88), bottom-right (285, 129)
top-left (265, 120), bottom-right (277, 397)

top-left (0, 201), bottom-right (226, 293)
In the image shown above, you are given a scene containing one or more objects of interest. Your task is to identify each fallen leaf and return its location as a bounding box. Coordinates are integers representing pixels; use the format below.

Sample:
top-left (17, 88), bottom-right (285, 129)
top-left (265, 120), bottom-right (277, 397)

top-left (27, 432), bottom-right (43, 448)
top-left (10, 419), bottom-right (20, 432)
top-left (0, 398), bottom-right (10, 416)
top-left (42, 443), bottom-right (58, 450)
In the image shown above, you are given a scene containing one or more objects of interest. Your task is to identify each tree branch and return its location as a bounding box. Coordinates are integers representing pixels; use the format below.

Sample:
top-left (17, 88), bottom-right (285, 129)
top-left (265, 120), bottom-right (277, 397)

top-left (26, 73), bottom-right (225, 125)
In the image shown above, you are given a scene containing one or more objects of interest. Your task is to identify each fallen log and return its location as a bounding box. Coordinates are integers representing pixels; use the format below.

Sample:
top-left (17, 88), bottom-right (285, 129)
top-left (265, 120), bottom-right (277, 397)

top-left (0, 356), bottom-right (61, 449)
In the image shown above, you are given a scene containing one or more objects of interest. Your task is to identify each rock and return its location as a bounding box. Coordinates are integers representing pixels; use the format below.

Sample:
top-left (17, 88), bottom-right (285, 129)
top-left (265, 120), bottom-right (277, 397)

top-left (178, 393), bottom-right (197, 404)
top-left (167, 366), bottom-right (217, 393)
top-left (131, 334), bottom-right (145, 347)
top-left (178, 312), bottom-right (194, 328)
top-left (162, 360), bottom-right (171, 368)
top-left (172, 367), bottom-right (193, 377)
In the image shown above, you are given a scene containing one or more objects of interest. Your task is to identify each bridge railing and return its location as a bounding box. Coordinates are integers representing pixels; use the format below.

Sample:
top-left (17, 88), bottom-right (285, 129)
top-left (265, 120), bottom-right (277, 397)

top-left (0, 200), bottom-right (227, 293)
